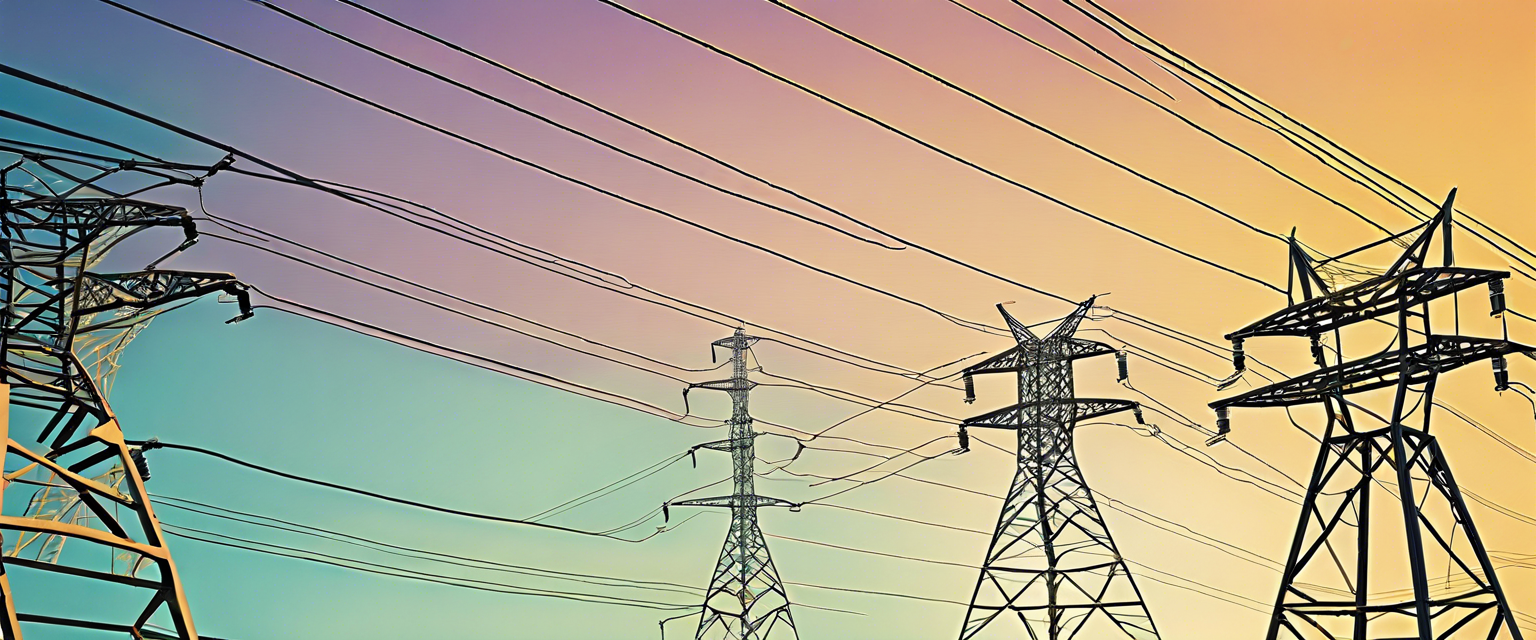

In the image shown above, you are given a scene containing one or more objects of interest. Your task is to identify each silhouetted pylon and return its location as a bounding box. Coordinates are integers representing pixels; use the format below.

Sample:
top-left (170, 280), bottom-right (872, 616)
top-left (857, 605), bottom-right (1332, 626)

top-left (0, 157), bottom-right (251, 639)
top-left (669, 329), bottom-right (799, 639)
top-left (1213, 190), bottom-right (1526, 639)
top-left (957, 299), bottom-right (1160, 640)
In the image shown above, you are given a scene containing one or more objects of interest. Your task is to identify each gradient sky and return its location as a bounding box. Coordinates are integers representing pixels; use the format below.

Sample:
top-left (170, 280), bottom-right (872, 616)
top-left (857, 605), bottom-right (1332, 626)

top-left (2, 0), bottom-right (1534, 638)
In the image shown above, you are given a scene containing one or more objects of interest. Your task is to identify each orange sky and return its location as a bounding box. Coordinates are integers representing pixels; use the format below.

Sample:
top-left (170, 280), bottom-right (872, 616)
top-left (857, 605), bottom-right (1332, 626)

top-left (3, 0), bottom-right (1533, 637)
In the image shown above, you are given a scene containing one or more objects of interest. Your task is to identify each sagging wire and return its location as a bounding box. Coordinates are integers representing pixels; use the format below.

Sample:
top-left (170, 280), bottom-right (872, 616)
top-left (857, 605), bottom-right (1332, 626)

top-left (197, 224), bottom-right (728, 377)
top-left (132, 439), bottom-right (697, 542)
top-left (321, 0), bottom-right (1270, 383)
top-left (151, 493), bottom-right (700, 593)
top-left (73, 2), bottom-right (1021, 338)
top-left (161, 523), bottom-right (696, 611)
top-left (1502, 381), bottom-right (1536, 422)
top-left (3, 75), bottom-right (973, 387)
top-left (247, 0), bottom-right (906, 252)
top-left (527, 452), bottom-right (693, 523)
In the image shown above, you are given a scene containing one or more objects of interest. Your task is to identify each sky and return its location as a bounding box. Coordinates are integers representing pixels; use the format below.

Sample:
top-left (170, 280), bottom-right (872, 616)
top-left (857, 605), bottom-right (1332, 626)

top-left (1, 0), bottom-right (1534, 638)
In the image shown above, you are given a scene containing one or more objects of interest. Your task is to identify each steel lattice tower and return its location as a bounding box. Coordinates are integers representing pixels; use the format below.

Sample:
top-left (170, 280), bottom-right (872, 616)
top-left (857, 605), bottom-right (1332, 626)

top-left (669, 329), bottom-right (799, 640)
top-left (0, 156), bottom-right (251, 639)
top-left (957, 299), bottom-right (1160, 640)
top-left (1211, 190), bottom-right (1525, 640)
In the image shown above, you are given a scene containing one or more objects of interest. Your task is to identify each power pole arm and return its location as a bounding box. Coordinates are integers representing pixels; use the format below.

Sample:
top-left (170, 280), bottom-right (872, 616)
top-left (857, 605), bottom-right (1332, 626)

top-left (672, 329), bottom-right (798, 640)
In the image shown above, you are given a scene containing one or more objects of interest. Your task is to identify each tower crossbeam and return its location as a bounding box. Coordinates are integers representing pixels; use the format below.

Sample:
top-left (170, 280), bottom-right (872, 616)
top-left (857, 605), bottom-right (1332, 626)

top-left (1211, 190), bottom-right (1526, 640)
top-left (956, 299), bottom-right (1160, 640)
top-left (669, 329), bottom-right (798, 640)
top-left (0, 155), bottom-right (251, 639)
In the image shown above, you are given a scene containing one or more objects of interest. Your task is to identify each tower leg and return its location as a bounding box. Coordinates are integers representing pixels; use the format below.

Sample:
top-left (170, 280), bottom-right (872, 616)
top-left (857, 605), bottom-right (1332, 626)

top-left (960, 428), bottom-right (1158, 640)
top-left (1412, 432), bottom-right (1525, 640)
top-left (695, 508), bottom-right (795, 640)
top-left (0, 430), bottom-right (199, 638)
top-left (1390, 425), bottom-right (1434, 639)
top-left (1268, 427), bottom-right (1519, 639)
top-left (0, 386), bottom-right (20, 640)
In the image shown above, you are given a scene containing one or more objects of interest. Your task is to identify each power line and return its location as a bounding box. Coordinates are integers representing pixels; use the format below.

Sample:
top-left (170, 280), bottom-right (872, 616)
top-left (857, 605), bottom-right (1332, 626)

top-left (202, 232), bottom-right (693, 384)
top-left (527, 452), bottom-right (693, 523)
top-left (330, 0), bottom-right (1267, 371)
top-left (130, 440), bottom-right (679, 541)
top-left (215, 184), bottom-right (1253, 431)
top-left (129, 299), bottom-right (977, 540)
top-left (96, 153), bottom-right (1536, 583)
top-left (987, 0), bottom-right (1175, 100)
top-left (0, 77), bottom-right (981, 393)
top-left (6, 1), bottom-right (1486, 399)
top-left (793, 363), bottom-right (970, 442)
top-left (952, 0), bottom-right (1536, 346)
top-left (245, 0), bottom-right (901, 252)
top-left (78, 0), bottom-right (1013, 336)
top-left (200, 220), bottom-right (978, 433)
top-left (145, 453), bottom-right (1041, 616)
top-left (168, 290), bottom-right (1536, 629)
top-left (248, 284), bottom-right (956, 462)
top-left (768, 458), bottom-right (1336, 613)
top-left (203, 216), bottom-right (726, 373)
top-left (152, 493), bottom-right (699, 593)
top-left (781, 442), bottom-right (1536, 612)
top-left (197, 227), bottom-right (1012, 452)
top-left (311, 0), bottom-right (1278, 372)
top-left (12, 8), bottom-right (1536, 632)
top-left (764, 0), bottom-right (1287, 247)
top-left (0, 67), bottom-right (1268, 406)
top-left (318, 0), bottom-right (1282, 301)
top-left (154, 493), bottom-right (964, 615)
top-left (755, 370), bottom-right (962, 424)
top-left (326, 0), bottom-right (910, 253)
top-left (42, 0), bottom-right (1529, 564)
top-left (943, 0), bottom-right (1397, 238)
top-left (1064, 0), bottom-right (1536, 286)
top-left (161, 523), bottom-right (697, 611)
top-left (302, 315), bottom-right (735, 432)
top-left (589, 0), bottom-right (1284, 293)
top-left (772, 436), bottom-right (957, 489)
top-left (765, 529), bottom-right (1271, 616)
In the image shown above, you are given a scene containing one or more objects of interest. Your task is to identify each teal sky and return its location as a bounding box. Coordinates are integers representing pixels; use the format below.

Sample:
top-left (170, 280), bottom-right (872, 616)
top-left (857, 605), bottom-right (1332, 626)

top-left (3, 0), bottom-right (1534, 638)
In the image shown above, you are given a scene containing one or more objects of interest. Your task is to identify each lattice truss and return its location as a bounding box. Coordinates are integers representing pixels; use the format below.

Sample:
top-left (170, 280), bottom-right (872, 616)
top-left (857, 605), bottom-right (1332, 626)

top-left (957, 299), bottom-right (1159, 640)
top-left (0, 150), bottom-right (251, 639)
top-left (670, 330), bottom-right (799, 640)
top-left (1213, 190), bottom-right (1527, 640)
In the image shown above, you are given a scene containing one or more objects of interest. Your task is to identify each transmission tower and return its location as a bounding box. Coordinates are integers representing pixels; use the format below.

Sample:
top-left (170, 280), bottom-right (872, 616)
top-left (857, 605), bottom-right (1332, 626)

top-left (1210, 190), bottom-right (1526, 639)
top-left (667, 329), bottom-right (800, 640)
top-left (956, 299), bottom-right (1160, 640)
top-left (0, 154), bottom-right (252, 639)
